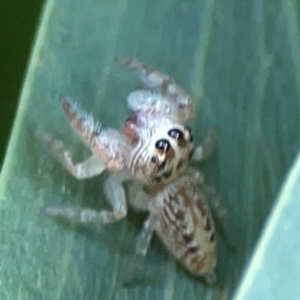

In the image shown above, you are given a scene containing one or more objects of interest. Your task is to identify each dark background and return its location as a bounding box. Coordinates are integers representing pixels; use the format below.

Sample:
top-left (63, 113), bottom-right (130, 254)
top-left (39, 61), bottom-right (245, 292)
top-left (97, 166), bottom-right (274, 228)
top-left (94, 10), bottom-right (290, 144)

top-left (0, 1), bottom-right (44, 166)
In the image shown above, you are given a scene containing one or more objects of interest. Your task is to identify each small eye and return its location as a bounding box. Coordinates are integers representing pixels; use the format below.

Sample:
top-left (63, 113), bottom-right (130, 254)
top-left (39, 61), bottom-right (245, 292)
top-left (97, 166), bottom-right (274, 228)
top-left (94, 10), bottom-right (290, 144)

top-left (155, 139), bottom-right (170, 152)
top-left (151, 156), bottom-right (158, 163)
top-left (184, 126), bottom-right (194, 142)
top-left (168, 128), bottom-right (183, 140)
top-left (184, 126), bottom-right (192, 133)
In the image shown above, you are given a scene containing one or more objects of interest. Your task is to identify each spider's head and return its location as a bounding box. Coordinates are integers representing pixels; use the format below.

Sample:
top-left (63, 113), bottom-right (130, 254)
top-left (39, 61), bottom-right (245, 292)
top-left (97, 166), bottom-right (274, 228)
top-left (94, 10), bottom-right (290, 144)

top-left (130, 124), bottom-right (194, 185)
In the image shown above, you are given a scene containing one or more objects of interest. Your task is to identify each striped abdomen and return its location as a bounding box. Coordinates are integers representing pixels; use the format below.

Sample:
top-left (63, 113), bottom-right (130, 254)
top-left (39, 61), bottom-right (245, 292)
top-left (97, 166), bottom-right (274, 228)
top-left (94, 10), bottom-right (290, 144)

top-left (155, 177), bottom-right (217, 276)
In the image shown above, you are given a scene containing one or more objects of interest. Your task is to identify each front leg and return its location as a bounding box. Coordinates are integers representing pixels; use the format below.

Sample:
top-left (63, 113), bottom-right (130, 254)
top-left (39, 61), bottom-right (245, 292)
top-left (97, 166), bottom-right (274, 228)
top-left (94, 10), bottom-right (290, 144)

top-left (47, 172), bottom-right (129, 224)
top-left (61, 97), bottom-right (130, 171)
top-left (126, 90), bottom-right (175, 118)
top-left (115, 57), bottom-right (195, 122)
top-left (36, 130), bottom-right (105, 179)
top-left (192, 127), bottom-right (217, 162)
top-left (123, 213), bottom-right (158, 284)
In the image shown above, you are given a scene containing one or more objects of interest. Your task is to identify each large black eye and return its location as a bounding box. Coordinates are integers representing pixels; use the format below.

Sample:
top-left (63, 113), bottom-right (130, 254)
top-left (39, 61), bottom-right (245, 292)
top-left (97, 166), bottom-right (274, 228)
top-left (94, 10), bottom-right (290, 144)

top-left (151, 156), bottom-right (158, 163)
top-left (168, 128), bottom-right (183, 140)
top-left (155, 139), bottom-right (170, 152)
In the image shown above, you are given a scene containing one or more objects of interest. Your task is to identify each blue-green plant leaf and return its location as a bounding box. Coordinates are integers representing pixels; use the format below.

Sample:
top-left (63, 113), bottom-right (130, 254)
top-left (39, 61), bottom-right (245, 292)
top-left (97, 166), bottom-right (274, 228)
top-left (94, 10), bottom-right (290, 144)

top-left (1, 0), bottom-right (300, 299)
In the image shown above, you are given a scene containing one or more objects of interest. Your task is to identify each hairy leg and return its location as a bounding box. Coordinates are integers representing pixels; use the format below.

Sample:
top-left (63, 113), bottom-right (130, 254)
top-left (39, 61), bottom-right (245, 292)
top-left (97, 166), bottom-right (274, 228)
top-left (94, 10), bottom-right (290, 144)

top-left (123, 213), bottom-right (158, 284)
top-left (115, 56), bottom-right (195, 122)
top-left (192, 126), bottom-right (218, 162)
top-left (47, 172), bottom-right (129, 224)
top-left (61, 97), bottom-right (130, 171)
top-left (126, 90), bottom-right (174, 116)
top-left (36, 129), bottom-right (105, 179)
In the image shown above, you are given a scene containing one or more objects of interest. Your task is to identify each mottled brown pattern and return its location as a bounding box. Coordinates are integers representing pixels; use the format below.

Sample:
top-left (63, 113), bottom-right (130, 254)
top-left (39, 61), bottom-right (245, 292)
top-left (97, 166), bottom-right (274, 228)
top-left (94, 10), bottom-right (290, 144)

top-left (156, 178), bottom-right (216, 276)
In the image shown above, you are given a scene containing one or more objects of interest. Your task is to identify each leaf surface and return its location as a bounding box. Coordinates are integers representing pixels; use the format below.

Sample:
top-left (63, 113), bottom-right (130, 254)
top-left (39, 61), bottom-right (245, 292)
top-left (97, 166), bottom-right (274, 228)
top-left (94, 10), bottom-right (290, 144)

top-left (1, 0), bottom-right (300, 299)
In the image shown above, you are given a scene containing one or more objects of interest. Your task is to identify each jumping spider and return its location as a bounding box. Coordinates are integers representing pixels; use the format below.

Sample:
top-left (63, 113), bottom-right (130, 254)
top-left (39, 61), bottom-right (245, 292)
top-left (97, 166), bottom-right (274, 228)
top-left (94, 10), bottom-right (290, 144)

top-left (37, 57), bottom-right (223, 283)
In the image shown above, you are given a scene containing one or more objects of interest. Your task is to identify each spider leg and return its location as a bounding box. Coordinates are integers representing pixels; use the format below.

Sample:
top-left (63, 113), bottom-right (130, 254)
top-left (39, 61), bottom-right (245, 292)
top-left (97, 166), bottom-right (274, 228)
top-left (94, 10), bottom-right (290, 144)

top-left (192, 126), bottom-right (218, 162)
top-left (35, 129), bottom-right (105, 179)
top-left (47, 172), bottom-right (129, 224)
top-left (115, 56), bottom-right (195, 122)
top-left (61, 97), bottom-right (130, 171)
top-left (127, 181), bottom-right (151, 211)
top-left (126, 90), bottom-right (174, 117)
top-left (135, 213), bottom-right (158, 256)
top-left (123, 213), bottom-right (158, 284)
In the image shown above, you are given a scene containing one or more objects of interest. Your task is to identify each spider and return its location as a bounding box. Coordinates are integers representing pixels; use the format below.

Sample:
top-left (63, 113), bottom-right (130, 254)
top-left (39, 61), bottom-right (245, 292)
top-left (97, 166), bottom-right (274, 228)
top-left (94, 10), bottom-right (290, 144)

top-left (36, 57), bottom-right (223, 283)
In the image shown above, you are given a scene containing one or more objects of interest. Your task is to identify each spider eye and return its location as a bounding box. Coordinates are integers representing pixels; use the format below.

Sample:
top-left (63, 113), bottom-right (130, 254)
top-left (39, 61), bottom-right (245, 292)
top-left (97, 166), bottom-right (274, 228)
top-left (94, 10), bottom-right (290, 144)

top-left (168, 128), bottom-right (183, 140)
top-left (184, 126), bottom-right (194, 142)
top-left (155, 139), bottom-right (170, 152)
top-left (184, 126), bottom-right (192, 133)
top-left (151, 156), bottom-right (158, 163)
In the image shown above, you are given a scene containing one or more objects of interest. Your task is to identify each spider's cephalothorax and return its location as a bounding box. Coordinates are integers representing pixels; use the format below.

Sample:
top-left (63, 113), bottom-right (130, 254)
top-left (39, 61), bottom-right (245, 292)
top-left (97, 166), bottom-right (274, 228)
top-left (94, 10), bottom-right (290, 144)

top-left (125, 116), bottom-right (194, 187)
top-left (38, 57), bottom-right (224, 285)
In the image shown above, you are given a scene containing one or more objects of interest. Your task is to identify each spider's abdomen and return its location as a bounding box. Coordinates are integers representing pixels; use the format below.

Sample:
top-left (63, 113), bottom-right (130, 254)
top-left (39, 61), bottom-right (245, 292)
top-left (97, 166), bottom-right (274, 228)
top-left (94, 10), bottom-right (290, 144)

top-left (154, 175), bottom-right (217, 276)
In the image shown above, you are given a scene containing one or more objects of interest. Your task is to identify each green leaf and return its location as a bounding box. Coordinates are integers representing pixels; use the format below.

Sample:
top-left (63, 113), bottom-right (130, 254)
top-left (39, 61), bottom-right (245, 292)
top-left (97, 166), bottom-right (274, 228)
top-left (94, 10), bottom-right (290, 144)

top-left (1, 0), bottom-right (300, 299)
top-left (234, 146), bottom-right (300, 299)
